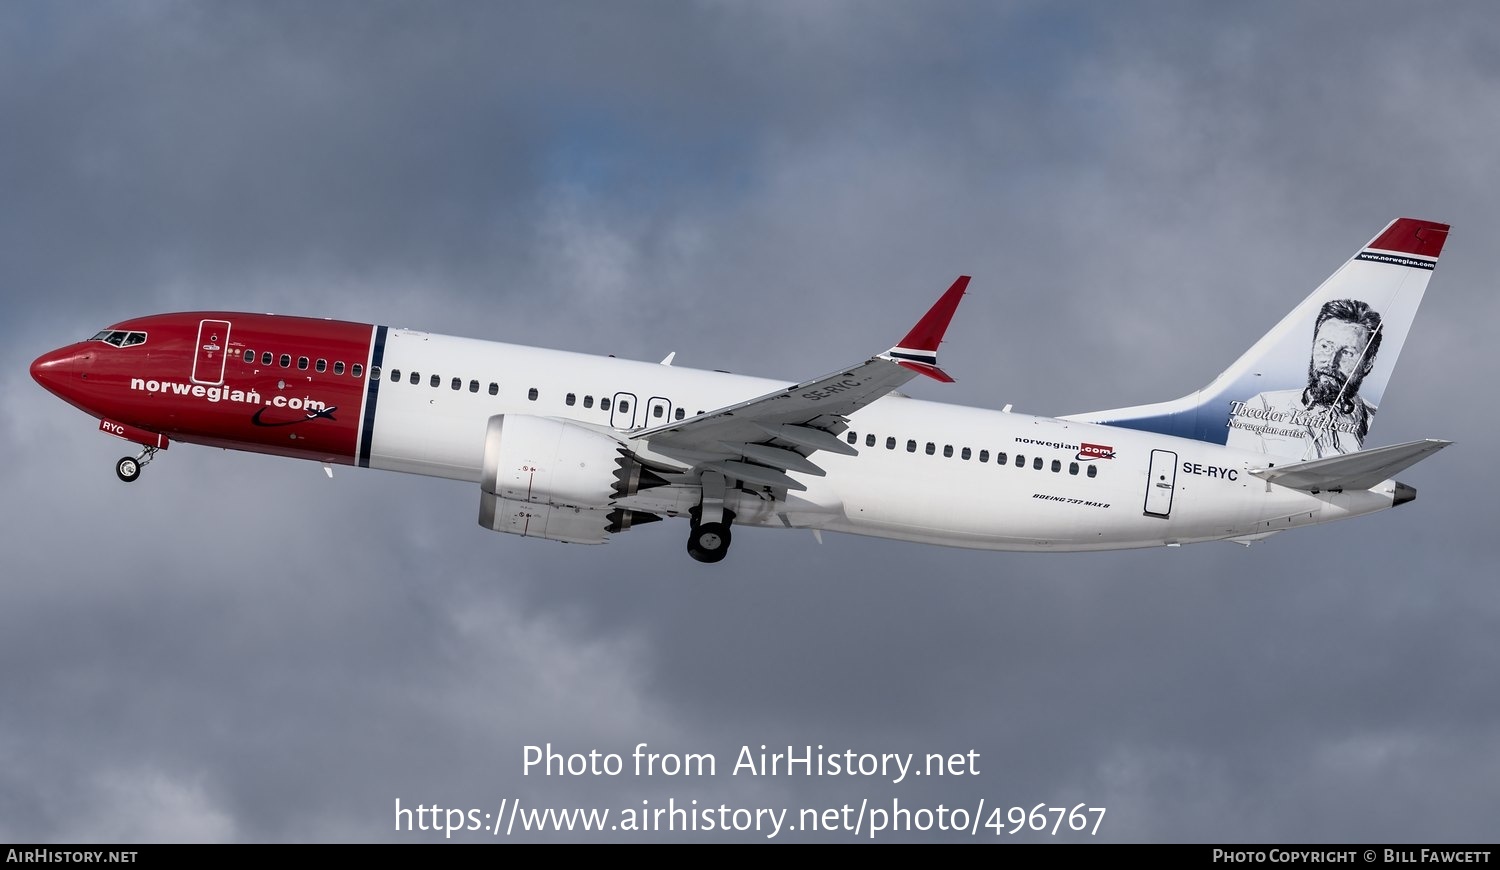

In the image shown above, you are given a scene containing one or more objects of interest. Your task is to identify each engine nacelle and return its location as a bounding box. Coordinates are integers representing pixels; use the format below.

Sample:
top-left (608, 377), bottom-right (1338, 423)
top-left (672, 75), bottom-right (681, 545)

top-left (478, 415), bottom-right (666, 544)
top-left (482, 414), bottom-right (626, 509)
top-left (479, 495), bottom-right (612, 545)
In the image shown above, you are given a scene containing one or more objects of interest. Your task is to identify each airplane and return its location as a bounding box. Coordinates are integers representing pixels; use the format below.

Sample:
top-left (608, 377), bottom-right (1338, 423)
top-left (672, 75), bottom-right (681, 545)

top-left (30, 217), bottom-right (1451, 564)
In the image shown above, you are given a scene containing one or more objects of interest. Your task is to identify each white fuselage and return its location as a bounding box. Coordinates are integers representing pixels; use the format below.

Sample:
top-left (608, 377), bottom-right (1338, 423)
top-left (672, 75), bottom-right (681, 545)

top-left (365, 329), bottom-right (1396, 552)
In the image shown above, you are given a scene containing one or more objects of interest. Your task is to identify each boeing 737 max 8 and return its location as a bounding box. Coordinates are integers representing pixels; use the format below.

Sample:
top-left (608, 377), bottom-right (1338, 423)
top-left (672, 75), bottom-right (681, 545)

top-left (30, 218), bottom-right (1451, 563)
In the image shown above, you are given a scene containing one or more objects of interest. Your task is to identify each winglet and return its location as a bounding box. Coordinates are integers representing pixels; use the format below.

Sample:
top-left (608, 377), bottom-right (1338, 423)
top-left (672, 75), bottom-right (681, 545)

top-left (884, 275), bottom-right (969, 382)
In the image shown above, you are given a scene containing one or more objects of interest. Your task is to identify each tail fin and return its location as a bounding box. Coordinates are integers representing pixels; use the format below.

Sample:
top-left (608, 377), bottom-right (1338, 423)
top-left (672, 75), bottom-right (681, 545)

top-left (1063, 218), bottom-right (1449, 460)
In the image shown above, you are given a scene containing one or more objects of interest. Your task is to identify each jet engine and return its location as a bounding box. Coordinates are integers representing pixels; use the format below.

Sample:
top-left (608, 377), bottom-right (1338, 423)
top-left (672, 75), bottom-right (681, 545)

top-left (477, 414), bottom-right (664, 544)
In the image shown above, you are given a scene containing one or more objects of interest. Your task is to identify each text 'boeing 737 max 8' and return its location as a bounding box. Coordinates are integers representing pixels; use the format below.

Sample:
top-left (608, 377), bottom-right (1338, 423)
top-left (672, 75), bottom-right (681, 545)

top-left (31, 218), bottom-right (1451, 563)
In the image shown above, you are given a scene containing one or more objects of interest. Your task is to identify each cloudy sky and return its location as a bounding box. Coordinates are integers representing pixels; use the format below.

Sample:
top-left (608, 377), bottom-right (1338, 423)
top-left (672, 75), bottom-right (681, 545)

top-left (4, 1), bottom-right (1498, 843)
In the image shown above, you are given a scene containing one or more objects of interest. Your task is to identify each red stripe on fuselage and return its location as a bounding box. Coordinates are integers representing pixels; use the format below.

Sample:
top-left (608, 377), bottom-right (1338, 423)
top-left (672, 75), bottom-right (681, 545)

top-left (62, 312), bottom-right (377, 464)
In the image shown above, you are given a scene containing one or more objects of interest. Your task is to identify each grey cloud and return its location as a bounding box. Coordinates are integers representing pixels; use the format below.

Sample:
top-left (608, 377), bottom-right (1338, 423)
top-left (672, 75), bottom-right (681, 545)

top-left (4, 1), bottom-right (1498, 842)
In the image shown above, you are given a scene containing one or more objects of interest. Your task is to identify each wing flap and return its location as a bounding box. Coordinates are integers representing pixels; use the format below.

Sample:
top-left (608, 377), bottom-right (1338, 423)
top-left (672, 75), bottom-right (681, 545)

top-left (754, 422), bottom-right (859, 456)
top-left (704, 460), bottom-right (809, 492)
top-left (728, 442), bottom-right (827, 476)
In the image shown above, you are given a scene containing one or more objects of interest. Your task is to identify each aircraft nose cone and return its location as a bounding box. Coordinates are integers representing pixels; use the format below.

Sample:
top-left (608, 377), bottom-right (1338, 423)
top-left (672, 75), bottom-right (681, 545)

top-left (30, 345), bottom-right (87, 396)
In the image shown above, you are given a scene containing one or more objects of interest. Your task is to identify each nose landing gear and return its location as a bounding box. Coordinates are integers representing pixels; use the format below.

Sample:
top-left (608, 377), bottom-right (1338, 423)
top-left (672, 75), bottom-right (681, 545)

top-left (116, 446), bottom-right (159, 483)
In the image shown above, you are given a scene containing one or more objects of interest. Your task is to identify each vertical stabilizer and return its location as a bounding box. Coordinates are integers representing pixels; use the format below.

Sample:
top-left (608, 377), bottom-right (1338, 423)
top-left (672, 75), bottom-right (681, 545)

top-left (1063, 218), bottom-right (1448, 460)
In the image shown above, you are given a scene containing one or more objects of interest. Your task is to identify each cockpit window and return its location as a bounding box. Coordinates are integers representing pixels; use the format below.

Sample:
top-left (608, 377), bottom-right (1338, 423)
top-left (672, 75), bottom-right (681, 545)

top-left (90, 330), bottom-right (147, 348)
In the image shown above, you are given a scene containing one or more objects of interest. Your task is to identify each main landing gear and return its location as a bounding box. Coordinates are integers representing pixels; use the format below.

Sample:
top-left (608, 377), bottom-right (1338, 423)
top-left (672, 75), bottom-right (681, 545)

top-left (688, 515), bottom-right (734, 563)
top-left (116, 446), bottom-right (159, 483)
top-left (687, 471), bottom-right (735, 564)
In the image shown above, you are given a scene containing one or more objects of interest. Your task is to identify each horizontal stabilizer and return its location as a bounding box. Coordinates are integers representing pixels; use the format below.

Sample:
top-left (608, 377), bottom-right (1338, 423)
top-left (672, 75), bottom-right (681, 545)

top-left (1251, 438), bottom-right (1451, 491)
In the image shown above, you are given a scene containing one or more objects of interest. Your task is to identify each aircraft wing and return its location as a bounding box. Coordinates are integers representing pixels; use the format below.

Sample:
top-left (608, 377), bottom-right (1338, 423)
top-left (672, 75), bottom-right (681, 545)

top-left (631, 276), bottom-right (969, 491)
top-left (1250, 438), bottom-right (1451, 492)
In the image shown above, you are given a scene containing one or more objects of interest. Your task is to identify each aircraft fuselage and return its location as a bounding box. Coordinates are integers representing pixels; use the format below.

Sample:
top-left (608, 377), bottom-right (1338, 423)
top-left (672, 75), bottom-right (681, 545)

top-left (30, 310), bottom-right (1399, 554)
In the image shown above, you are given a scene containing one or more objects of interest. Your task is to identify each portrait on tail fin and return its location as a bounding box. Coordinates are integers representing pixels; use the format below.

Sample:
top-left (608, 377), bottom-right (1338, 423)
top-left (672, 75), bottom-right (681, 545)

top-left (1226, 298), bottom-right (1382, 458)
top-left (1063, 218), bottom-right (1444, 459)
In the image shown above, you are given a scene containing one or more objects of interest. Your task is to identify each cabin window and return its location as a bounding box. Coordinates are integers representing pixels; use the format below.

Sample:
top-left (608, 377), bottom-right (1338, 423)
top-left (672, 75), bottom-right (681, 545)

top-left (1087, 465), bottom-right (1098, 478)
top-left (280, 354), bottom-right (291, 368)
top-left (430, 374), bottom-right (440, 388)
top-left (866, 434), bottom-right (876, 447)
top-left (906, 439), bottom-right (917, 453)
top-left (618, 399), bottom-right (629, 413)
top-left (961, 447), bottom-right (971, 460)
top-left (566, 393), bottom-right (576, 406)
top-left (1069, 462), bottom-right (1079, 475)
top-left (925, 442), bottom-right (935, 455)
top-left (316, 359), bottom-right (327, 373)
top-left (847, 432), bottom-right (858, 444)
top-left (1014, 454), bottom-right (1025, 467)
top-left (943, 445), bottom-right (954, 458)
top-left (409, 371), bottom-right (420, 385)
top-left (995, 452), bottom-right (1007, 465)
top-left (389, 368), bottom-right (400, 382)
top-left (887, 437), bottom-right (896, 450)
top-left (583, 395), bottom-right (594, 408)
top-left (488, 382), bottom-right (498, 395)
top-left (262, 352), bottom-right (273, 366)
top-left (469, 380), bottom-right (479, 393)
top-left (450, 377), bottom-right (461, 390)
top-left (243, 350), bottom-right (255, 363)
top-left (1051, 459), bottom-right (1061, 472)
top-left (675, 408), bottom-right (685, 420)
top-left (334, 361), bottom-right (346, 375)
top-left (1033, 457), bottom-right (1044, 470)
top-left (601, 398), bottom-right (611, 411)
top-left (528, 388), bottom-right (539, 401)
top-left (979, 450), bottom-right (989, 462)
top-left (298, 357), bottom-right (309, 370)
top-left (652, 404), bottom-right (664, 418)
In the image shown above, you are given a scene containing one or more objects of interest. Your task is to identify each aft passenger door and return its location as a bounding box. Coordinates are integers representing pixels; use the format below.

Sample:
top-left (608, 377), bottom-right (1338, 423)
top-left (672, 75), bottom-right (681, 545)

top-left (1144, 449), bottom-right (1178, 518)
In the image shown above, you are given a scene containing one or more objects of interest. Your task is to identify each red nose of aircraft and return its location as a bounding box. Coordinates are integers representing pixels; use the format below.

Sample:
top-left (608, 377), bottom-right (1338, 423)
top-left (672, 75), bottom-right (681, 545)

top-left (30, 344), bottom-right (90, 400)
